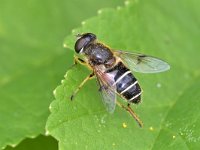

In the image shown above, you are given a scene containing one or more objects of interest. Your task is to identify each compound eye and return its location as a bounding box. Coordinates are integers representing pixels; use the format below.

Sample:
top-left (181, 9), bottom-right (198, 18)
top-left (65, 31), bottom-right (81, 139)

top-left (74, 38), bottom-right (86, 53)
top-left (74, 33), bottom-right (97, 53)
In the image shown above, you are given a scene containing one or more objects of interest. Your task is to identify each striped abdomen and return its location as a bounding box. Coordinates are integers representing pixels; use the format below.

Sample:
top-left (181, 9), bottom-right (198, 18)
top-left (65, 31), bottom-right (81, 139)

top-left (106, 62), bottom-right (142, 103)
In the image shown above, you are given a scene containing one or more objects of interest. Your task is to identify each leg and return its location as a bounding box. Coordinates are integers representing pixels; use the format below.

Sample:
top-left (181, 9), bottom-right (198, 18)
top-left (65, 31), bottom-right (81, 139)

top-left (69, 56), bottom-right (87, 70)
top-left (74, 56), bottom-right (86, 65)
top-left (70, 72), bottom-right (95, 100)
top-left (116, 101), bottom-right (143, 128)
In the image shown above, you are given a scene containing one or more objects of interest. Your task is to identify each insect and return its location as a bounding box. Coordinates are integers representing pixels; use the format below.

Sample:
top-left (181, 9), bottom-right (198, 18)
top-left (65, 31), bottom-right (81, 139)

top-left (71, 33), bottom-right (170, 127)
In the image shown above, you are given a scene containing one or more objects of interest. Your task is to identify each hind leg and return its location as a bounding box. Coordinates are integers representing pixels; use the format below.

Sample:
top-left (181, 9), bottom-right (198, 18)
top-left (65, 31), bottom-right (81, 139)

top-left (116, 101), bottom-right (143, 127)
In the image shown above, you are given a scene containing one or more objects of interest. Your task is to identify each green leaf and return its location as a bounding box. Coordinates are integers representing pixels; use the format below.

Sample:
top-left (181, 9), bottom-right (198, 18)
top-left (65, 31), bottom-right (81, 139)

top-left (46, 0), bottom-right (200, 149)
top-left (4, 135), bottom-right (57, 150)
top-left (0, 0), bottom-right (123, 148)
top-left (151, 80), bottom-right (200, 149)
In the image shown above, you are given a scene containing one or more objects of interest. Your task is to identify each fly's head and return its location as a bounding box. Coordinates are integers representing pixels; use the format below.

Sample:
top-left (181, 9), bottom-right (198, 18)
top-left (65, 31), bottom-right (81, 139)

top-left (74, 33), bottom-right (96, 54)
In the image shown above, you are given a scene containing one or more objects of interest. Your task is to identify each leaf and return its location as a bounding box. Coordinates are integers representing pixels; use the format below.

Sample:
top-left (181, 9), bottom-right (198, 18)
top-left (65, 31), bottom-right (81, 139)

top-left (46, 0), bottom-right (200, 149)
top-left (0, 0), bottom-right (123, 148)
top-left (4, 135), bottom-right (57, 150)
top-left (151, 80), bottom-right (200, 149)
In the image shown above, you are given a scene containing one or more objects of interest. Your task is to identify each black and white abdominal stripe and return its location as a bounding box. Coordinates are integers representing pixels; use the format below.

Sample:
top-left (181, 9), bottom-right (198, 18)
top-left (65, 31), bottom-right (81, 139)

top-left (107, 62), bottom-right (142, 104)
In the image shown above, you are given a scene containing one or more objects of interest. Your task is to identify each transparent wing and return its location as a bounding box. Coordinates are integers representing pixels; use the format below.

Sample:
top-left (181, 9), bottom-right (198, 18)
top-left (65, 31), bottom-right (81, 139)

top-left (115, 50), bottom-right (170, 73)
top-left (94, 68), bottom-right (116, 114)
top-left (97, 78), bottom-right (116, 113)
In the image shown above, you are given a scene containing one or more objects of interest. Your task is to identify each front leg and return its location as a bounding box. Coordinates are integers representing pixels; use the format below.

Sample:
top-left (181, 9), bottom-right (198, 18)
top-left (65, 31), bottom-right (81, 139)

top-left (74, 56), bottom-right (87, 65)
top-left (68, 56), bottom-right (87, 69)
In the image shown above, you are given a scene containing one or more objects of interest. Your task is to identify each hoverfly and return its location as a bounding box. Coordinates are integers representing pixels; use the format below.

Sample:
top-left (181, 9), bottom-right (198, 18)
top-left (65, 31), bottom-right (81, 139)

top-left (71, 33), bottom-right (170, 127)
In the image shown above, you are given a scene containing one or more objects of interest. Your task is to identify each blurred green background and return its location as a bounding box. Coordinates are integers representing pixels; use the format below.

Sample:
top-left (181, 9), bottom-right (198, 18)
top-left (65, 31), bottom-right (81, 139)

top-left (0, 0), bottom-right (123, 149)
